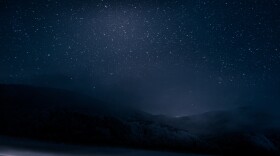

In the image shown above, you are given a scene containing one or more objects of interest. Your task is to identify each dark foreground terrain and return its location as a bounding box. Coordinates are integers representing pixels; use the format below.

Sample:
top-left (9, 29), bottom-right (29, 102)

top-left (0, 84), bottom-right (279, 155)
top-left (0, 136), bottom-right (206, 156)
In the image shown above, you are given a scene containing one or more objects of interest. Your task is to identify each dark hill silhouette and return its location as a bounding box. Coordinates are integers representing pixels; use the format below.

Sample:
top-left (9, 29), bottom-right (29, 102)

top-left (0, 84), bottom-right (212, 154)
top-left (0, 84), bottom-right (279, 155)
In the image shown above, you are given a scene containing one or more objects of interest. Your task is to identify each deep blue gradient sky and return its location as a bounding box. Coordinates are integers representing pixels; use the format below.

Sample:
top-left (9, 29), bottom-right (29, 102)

top-left (0, 0), bottom-right (280, 116)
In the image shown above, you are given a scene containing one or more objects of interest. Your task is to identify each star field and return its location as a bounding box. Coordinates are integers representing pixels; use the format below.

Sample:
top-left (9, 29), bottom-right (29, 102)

top-left (0, 0), bottom-right (280, 115)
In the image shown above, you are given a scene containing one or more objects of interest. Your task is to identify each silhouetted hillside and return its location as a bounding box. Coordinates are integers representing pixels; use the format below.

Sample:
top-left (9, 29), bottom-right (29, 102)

top-left (0, 84), bottom-right (279, 155)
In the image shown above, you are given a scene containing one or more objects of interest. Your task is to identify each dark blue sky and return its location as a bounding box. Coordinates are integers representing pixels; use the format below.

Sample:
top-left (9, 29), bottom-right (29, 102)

top-left (0, 0), bottom-right (280, 116)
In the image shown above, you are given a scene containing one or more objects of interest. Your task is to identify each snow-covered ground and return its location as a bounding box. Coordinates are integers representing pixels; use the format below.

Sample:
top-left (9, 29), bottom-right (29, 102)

top-left (0, 136), bottom-right (209, 156)
top-left (0, 147), bottom-right (207, 156)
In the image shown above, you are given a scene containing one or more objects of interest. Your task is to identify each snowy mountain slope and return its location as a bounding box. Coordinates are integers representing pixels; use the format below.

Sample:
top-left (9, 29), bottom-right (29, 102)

top-left (0, 84), bottom-right (279, 155)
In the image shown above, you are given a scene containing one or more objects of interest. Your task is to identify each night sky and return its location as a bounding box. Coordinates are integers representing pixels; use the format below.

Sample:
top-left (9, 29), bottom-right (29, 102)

top-left (1, 0), bottom-right (280, 116)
